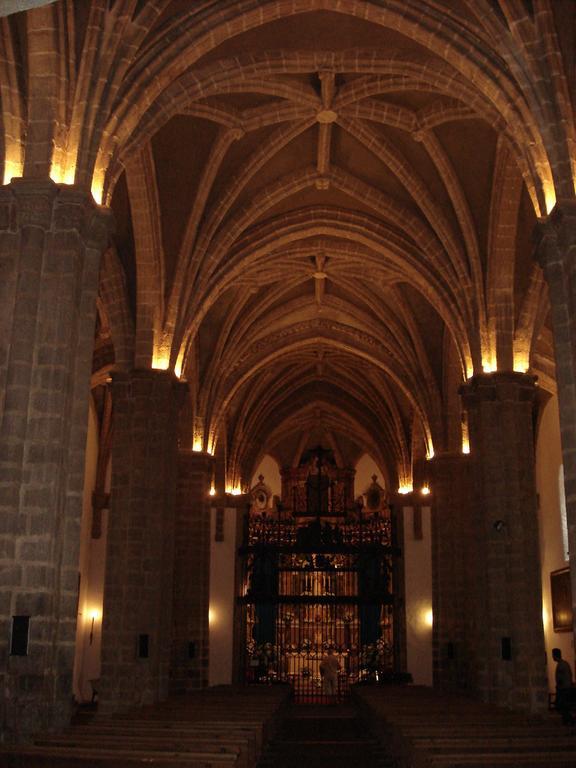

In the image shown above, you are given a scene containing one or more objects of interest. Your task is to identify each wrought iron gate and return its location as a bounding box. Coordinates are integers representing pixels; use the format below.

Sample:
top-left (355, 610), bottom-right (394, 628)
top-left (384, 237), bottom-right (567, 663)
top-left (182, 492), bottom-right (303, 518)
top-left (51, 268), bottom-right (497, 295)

top-left (238, 512), bottom-right (399, 702)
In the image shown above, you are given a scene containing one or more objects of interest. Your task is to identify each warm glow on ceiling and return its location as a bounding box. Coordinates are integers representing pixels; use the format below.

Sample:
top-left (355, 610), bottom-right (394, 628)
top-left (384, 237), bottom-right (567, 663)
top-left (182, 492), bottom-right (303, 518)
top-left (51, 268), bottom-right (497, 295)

top-left (91, 170), bottom-right (105, 206)
top-left (3, 156), bottom-right (23, 186)
top-left (152, 351), bottom-right (170, 371)
top-left (174, 353), bottom-right (184, 379)
top-left (513, 350), bottom-right (530, 373)
top-left (50, 159), bottom-right (76, 186)
top-left (543, 179), bottom-right (557, 216)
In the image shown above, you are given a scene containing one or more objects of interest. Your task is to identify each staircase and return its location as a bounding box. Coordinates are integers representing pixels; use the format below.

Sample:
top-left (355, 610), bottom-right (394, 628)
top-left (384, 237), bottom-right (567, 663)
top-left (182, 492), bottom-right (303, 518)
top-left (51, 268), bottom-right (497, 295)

top-left (256, 703), bottom-right (394, 768)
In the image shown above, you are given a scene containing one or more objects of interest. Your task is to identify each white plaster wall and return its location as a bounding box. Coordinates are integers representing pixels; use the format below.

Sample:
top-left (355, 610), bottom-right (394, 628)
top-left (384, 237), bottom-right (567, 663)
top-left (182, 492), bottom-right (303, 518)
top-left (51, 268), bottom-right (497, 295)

top-left (209, 507), bottom-right (238, 686)
top-left (354, 453), bottom-right (386, 498)
top-left (73, 400), bottom-right (109, 702)
top-left (536, 395), bottom-right (574, 692)
top-left (251, 454), bottom-right (281, 497)
top-left (403, 505), bottom-right (433, 686)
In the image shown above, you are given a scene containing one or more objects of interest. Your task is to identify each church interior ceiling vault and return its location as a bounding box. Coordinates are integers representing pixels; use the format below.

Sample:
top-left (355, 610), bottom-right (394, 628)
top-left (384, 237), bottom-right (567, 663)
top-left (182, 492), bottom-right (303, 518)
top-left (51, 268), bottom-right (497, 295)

top-left (1, 0), bottom-right (573, 489)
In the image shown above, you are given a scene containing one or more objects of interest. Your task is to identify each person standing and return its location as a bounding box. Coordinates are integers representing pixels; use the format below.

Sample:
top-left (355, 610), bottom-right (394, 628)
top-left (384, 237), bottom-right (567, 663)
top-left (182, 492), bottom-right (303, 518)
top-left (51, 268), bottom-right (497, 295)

top-left (319, 648), bottom-right (340, 699)
top-left (552, 648), bottom-right (574, 725)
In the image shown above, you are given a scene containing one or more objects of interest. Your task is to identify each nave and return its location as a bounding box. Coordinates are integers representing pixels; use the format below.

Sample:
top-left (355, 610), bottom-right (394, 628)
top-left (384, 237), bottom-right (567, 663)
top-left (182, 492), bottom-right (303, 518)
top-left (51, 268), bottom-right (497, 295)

top-left (1, 684), bottom-right (574, 768)
top-left (1, 0), bottom-right (576, 746)
top-left (255, 703), bottom-right (392, 768)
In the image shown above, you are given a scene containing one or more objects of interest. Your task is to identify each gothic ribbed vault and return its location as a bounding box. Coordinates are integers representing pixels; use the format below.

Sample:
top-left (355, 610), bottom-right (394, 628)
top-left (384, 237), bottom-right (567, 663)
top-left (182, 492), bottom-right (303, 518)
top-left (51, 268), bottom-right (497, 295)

top-left (2, 0), bottom-right (573, 490)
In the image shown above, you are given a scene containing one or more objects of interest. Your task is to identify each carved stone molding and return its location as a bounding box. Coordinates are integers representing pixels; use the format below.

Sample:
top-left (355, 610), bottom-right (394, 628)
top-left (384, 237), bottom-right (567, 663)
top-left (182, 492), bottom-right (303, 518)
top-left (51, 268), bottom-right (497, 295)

top-left (0, 179), bottom-right (114, 247)
top-left (535, 199), bottom-right (576, 271)
top-left (459, 371), bottom-right (537, 407)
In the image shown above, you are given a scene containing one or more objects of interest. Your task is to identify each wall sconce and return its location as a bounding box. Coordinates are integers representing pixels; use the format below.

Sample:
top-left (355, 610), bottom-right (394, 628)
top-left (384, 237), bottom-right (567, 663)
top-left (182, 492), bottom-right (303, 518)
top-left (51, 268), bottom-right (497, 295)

top-left (89, 609), bottom-right (101, 645)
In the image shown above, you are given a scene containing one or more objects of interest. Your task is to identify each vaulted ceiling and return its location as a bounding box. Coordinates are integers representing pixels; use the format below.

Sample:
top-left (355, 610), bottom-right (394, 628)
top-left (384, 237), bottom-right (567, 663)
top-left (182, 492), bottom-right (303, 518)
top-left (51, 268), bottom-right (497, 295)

top-left (3, 0), bottom-right (574, 490)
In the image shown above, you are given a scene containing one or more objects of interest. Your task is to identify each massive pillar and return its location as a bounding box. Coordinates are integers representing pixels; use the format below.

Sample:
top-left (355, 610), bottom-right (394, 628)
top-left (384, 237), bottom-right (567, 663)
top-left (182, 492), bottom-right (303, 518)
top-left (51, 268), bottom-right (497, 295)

top-left (536, 202), bottom-right (576, 630)
top-left (460, 372), bottom-right (547, 710)
top-left (171, 451), bottom-right (213, 693)
top-left (99, 370), bottom-right (186, 710)
top-left (429, 453), bottom-right (473, 692)
top-left (0, 180), bottom-right (111, 740)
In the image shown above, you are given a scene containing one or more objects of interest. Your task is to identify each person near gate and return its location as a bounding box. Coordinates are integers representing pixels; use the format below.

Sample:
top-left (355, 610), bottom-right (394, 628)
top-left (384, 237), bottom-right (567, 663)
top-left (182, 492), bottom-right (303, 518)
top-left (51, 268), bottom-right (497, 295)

top-left (319, 647), bottom-right (340, 699)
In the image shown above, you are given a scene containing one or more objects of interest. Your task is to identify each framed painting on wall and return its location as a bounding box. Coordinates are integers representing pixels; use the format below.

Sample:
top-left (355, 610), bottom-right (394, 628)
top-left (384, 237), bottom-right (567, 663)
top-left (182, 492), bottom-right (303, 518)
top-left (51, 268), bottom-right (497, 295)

top-left (550, 568), bottom-right (573, 633)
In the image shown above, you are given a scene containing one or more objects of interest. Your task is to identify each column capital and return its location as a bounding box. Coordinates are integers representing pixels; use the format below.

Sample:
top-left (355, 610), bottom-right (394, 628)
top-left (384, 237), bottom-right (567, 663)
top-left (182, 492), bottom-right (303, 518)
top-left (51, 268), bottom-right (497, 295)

top-left (178, 449), bottom-right (214, 474)
top-left (0, 177), bottom-right (58, 229)
top-left (428, 452), bottom-right (471, 472)
top-left (0, 178), bottom-right (114, 248)
top-left (459, 371), bottom-right (537, 406)
top-left (534, 199), bottom-right (576, 270)
top-left (110, 367), bottom-right (188, 393)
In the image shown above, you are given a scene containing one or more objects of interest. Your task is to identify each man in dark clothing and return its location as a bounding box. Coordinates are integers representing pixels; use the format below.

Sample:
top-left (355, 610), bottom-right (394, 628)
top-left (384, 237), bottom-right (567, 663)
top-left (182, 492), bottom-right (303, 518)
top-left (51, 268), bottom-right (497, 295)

top-left (552, 648), bottom-right (574, 725)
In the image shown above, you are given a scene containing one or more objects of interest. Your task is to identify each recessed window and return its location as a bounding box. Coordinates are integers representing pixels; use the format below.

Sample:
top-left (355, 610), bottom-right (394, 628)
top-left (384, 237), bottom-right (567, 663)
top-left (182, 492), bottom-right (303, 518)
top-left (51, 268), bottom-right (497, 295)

top-left (10, 616), bottom-right (30, 656)
top-left (138, 633), bottom-right (149, 659)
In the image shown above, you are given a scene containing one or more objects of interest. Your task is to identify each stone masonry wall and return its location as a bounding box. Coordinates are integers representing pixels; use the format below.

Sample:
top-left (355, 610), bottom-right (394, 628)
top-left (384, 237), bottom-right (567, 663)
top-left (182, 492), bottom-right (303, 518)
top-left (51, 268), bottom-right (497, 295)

top-left (170, 451), bottom-right (213, 693)
top-left (99, 369), bottom-right (185, 710)
top-left (0, 180), bottom-right (110, 741)
top-left (429, 453), bottom-right (473, 692)
top-left (461, 372), bottom-right (548, 711)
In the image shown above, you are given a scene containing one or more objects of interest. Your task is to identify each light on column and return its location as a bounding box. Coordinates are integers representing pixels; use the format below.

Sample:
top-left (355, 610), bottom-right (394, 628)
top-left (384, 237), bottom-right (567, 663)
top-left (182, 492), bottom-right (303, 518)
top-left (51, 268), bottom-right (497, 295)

top-left (3, 143), bottom-right (24, 185)
top-left (513, 349), bottom-right (530, 373)
top-left (543, 179), bottom-right (556, 215)
top-left (91, 169), bottom-right (105, 206)
top-left (461, 417), bottom-right (470, 454)
top-left (88, 608), bottom-right (101, 645)
top-left (152, 351), bottom-right (170, 371)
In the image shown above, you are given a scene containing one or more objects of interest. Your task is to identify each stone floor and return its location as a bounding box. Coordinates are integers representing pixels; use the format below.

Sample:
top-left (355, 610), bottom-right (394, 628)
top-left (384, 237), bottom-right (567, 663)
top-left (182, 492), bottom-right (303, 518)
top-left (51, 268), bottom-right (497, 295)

top-left (256, 703), bottom-right (394, 768)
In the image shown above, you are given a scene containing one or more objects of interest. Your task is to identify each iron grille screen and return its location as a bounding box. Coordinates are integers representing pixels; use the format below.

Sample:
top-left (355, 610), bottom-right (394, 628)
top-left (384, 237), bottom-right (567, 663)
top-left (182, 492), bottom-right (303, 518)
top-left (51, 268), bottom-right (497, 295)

top-left (238, 515), bottom-right (399, 703)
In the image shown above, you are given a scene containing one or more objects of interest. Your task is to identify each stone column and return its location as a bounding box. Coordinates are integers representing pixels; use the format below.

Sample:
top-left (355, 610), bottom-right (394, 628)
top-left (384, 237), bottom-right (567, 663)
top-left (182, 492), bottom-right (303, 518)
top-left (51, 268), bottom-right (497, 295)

top-left (99, 370), bottom-right (186, 710)
top-left (536, 201), bottom-right (576, 629)
top-left (0, 179), bottom-right (111, 740)
top-left (171, 451), bottom-right (213, 693)
top-left (428, 453), bottom-right (473, 691)
top-left (460, 372), bottom-right (547, 710)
